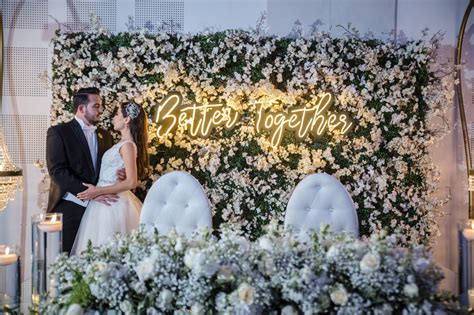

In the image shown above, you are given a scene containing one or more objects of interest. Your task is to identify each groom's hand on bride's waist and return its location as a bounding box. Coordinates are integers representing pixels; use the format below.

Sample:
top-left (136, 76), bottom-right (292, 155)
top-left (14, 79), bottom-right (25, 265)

top-left (94, 194), bottom-right (119, 206)
top-left (116, 168), bottom-right (126, 181)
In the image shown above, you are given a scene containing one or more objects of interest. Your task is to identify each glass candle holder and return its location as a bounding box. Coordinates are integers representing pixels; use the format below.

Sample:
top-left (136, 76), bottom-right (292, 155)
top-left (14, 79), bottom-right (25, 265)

top-left (31, 213), bottom-right (62, 306)
top-left (0, 245), bottom-right (20, 314)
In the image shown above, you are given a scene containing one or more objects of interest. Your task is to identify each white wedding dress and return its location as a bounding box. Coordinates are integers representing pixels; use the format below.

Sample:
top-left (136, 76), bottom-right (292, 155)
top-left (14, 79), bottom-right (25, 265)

top-left (71, 140), bottom-right (142, 255)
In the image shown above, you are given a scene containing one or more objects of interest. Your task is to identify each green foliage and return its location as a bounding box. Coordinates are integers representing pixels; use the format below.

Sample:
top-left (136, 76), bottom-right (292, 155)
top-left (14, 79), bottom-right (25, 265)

top-left (68, 278), bottom-right (93, 307)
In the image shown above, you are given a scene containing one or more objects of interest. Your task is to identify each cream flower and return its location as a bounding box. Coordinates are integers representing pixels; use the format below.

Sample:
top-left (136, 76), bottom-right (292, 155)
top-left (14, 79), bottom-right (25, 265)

top-left (184, 247), bottom-right (200, 269)
top-left (258, 236), bottom-right (274, 251)
top-left (403, 283), bottom-right (419, 297)
top-left (190, 303), bottom-right (205, 315)
top-left (135, 257), bottom-right (155, 281)
top-left (119, 301), bottom-right (133, 314)
top-left (237, 283), bottom-right (255, 305)
top-left (174, 237), bottom-right (184, 252)
top-left (360, 252), bottom-right (381, 273)
top-left (330, 285), bottom-right (348, 305)
top-left (158, 289), bottom-right (174, 309)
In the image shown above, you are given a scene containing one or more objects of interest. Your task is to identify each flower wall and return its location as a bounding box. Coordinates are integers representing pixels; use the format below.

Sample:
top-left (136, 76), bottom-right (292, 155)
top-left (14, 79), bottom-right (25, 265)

top-left (51, 28), bottom-right (452, 242)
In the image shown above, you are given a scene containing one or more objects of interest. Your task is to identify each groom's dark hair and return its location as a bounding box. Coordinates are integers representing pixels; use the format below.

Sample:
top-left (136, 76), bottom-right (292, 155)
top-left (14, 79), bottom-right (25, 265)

top-left (73, 87), bottom-right (100, 113)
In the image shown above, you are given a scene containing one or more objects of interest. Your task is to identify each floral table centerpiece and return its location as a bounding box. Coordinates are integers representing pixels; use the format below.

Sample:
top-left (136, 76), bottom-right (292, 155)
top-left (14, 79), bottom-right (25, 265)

top-left (42, 223), bottom-right (457, 314)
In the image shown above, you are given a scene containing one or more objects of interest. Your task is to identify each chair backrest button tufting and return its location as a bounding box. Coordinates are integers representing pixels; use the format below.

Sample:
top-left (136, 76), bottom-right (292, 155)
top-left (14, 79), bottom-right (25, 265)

top-left (284, 173), bottom-right (359, 242)
top-left (140, 171), bottom-right (212, 238)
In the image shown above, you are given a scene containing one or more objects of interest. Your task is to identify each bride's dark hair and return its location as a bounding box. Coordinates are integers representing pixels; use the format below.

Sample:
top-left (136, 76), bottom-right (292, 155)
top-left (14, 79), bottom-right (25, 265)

top-left (119, 102), bottom-right (150, 180)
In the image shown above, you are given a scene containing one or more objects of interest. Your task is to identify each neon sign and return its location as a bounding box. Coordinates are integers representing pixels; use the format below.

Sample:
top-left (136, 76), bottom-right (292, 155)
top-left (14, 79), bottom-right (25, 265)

top-left (154, 92), bottom-right (239, 138)
top-left (154, 92), bottom-right (352, 147)
top-left (255, 92), bottom-right (352, 147)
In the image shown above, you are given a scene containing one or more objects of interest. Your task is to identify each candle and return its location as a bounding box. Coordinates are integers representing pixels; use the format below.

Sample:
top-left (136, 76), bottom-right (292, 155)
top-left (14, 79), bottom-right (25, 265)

top-left (38, 214), bottom-right (63, 233)
top-left (49, 277), bottom-right (58, 298)
top-left (31, 294), bottom-right (40, 305)
top-left (463, 220), bottom-right (474, 241)
top-left (468, 289), bottom-right (474, 308)
top-left (0, 247), bottom-right (17, 266)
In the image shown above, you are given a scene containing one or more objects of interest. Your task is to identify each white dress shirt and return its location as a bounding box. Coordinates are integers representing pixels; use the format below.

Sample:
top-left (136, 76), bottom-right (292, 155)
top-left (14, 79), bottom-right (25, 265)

top-left (74, 116), bottom-right (98, 170)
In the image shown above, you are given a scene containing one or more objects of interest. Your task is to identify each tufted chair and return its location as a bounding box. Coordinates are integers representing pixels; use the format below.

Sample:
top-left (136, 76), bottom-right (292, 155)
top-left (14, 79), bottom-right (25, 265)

top-left (140, 171), bottom-right (212, 237)
top-left (284, 173), bottom-right (359, 241)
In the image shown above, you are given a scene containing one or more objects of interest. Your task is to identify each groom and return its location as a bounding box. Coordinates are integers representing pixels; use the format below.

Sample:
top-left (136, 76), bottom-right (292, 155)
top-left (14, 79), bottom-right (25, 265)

top-left (46, 87), bottom-right (117, 254)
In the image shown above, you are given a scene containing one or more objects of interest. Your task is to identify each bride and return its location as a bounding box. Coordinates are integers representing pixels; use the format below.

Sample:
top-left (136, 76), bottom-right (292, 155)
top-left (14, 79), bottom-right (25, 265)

top-left (71, 102), bottom-right (149, 255)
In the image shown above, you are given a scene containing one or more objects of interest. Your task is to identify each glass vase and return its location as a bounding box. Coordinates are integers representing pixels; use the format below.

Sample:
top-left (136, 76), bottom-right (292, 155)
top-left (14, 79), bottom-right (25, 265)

top-left (0, 244), bottom-right (20, 314)
top-left (31, 213), bottom-right (63, 307)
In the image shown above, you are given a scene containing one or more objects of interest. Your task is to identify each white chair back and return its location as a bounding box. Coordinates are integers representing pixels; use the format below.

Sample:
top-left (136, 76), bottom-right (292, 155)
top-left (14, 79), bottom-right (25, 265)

top-left (140, 171), bottom-right (212, 237)
top-left (284, 173), bottom-right (359, 241)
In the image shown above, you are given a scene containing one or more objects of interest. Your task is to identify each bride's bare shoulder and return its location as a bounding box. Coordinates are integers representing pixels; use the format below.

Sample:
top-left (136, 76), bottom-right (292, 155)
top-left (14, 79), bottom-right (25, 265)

top-left (118, 141), bottom-right (137, 155)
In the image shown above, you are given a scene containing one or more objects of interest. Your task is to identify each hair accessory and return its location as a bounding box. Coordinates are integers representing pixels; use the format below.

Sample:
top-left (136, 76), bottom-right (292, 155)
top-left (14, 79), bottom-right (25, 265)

top-left (125, 103), bottom-right (140, 119)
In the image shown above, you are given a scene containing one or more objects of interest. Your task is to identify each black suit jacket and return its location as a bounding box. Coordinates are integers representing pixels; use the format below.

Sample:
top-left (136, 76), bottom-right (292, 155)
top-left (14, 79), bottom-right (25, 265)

top-left (46, 119), bottom-right (114, 212)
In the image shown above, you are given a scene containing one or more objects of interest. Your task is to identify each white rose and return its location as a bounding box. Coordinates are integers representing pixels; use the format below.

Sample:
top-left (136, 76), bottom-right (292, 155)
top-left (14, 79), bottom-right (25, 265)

top-left (281, 305), bottom-right (299, 315)
top-left (190, 303), bottom-right (205, 315)
top-left (330, 285), bottom-right (348, 305)
top-left (237, 283), bottom-right (255, 305)
top-left (236, 236), bottom-right (250, 251)
top-left (360, 252), bottom-right (380, 273)
top-left (262, 257), bottom-right (274, 275)
top-left (60, 86), bottom-right (69, 98)
top-left (158, 289), bottom-right (174, 309)
top-left (135, 257), bottom-right (155, 281)
top-left (403, 283), bottom-right (419, 297)
top-left (300, 266), bottom-right (314, 282)
top-left (93, 261), bottom-right (106, 272)
top-left (174, 237), bottom-right (184, 252)
top-left (65, 304), bottom-right (84, 315)
top-left (119, 300), bottom-right (133, 314)
top-left (413, 257), bottom-right (430, 273)
top-left (326, 245), bottom-right (340, 260)
top-left (184, 248), bottom-right (201, 269)
top-left (258, 236), bottom-right (274, 251)
top-left (194, 256), bottom-right (219, 277)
